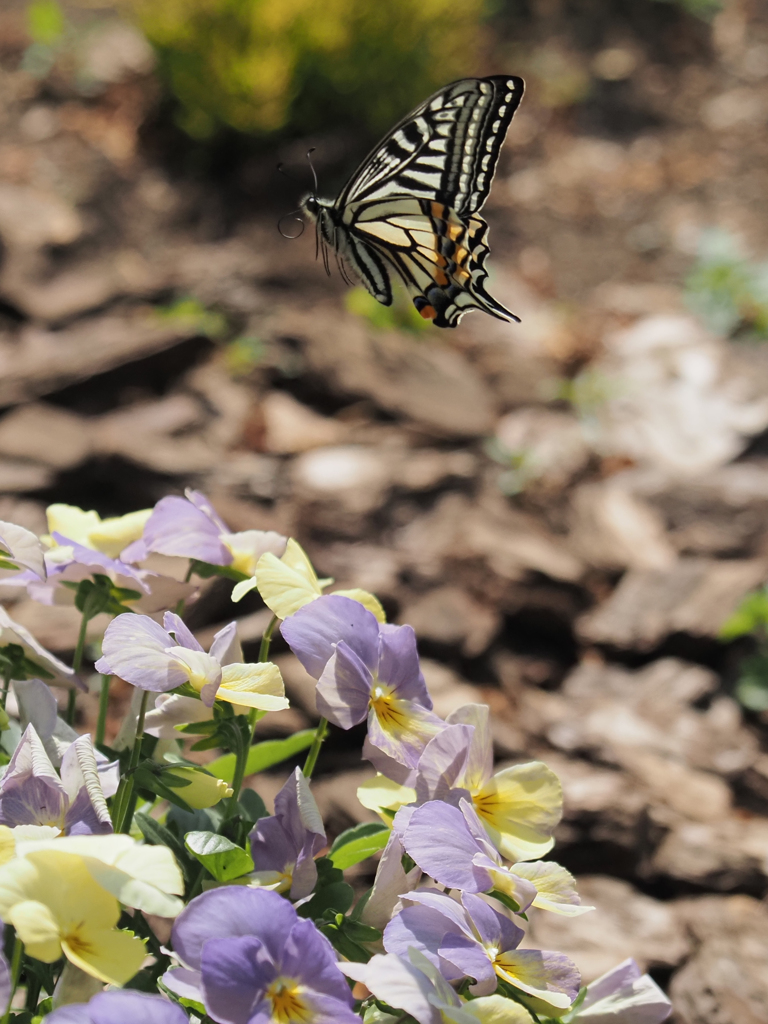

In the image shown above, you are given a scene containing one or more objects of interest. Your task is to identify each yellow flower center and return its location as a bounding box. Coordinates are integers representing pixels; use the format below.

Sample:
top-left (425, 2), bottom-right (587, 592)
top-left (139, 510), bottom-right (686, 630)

top-left (64, 925), bottom-right (94, 957)
top-left (472, 789), bottom-right (500, 826)
top-left (267, 979), bottom-right (312, 1024)
top-left (369, 685), bottom-right (409, 731)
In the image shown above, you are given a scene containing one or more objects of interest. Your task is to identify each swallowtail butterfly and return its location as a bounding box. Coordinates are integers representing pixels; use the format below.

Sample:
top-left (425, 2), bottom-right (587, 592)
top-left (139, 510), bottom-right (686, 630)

top-left (301, 75), bottom-right (524, 328)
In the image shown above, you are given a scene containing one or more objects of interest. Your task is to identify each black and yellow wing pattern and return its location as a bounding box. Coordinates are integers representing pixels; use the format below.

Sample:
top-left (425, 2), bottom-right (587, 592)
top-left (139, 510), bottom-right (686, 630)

top-left (303, 75), bottom-right (524, 328)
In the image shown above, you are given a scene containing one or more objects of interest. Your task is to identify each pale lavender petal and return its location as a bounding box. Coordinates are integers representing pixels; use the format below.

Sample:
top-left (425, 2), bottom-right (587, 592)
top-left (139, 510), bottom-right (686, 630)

top-left (95, 614), bottom-right (187, 693)
top-left (461, 892), bottom-right (523, 951)
top-left (60, 735), bottom-right (112, 835)
top-left (377, 624), bottom-right (431, 707)
top-left (384, 906), bottom-right (464, 981)
top-left (89, 991), bottom-right (189, 1024)
top-left (250, 815), bottom-right (296, 873)
top-left (0, 606), bottom-right (75, 685)
top-left (141, 495), bottom-right (230, 564)
top-left (341, 954), bottom-right (442, 1024)
top-left (201, 935), bottom-right (272, 1024)
top-left (119, 537), bottom-right (147, 563)
top-left (438, 933), bottom-right (497, 994)
top-left (0, 724), bottom-right (67, 829)
top-left (50, 534), bottom-right (149, 591)
top-left (285, 992), bottom-right (360, 1024)
top-left (280, 918), bottom-right (353, 1004)
top-left (366, 699), bottom-right (444, 770)
top-left (415, 723), bottom-right (473, 804)
top-left (362, 736), bottom-right (419, 784)
top-left (581, 958), bottom-right (642, 1007)
top-left (209, 621), bottom-right (242, 665)
top-left (315, 643), bottom-right (372, 729)
top-left (43, 1007), bottom-right (91, 1024)
top-left (172, 888), bottom-right (298, 971)
top-left (578, 958), bottom-right (673, 1023)
top-left (280, 594), bottom-right (380, 679)
top-left (397, 890), bottom-right (472, 937)
top-left (402, 801), bottom-right (493, 892)
top-left (495, 949), bottom-right (581, 1005)
top-left (161, 966), bottom-right (203, 1002)
top-left (0, 520), bottom-right (45, 580)
top-left (446, 704), bottom-right (493, 790)
top-left (163, 611), bottom-right (203, 652)
top-left (186, 489), bottom-right (229, 534)
top-left (361, 831), bottom-right (421, 931)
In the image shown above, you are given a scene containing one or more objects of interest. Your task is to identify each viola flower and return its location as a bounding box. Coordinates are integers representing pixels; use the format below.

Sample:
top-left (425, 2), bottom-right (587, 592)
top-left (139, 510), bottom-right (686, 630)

top-left (413, 704), bottom-right (562, 862)
top-left (399, 799), bottom-right (593, 918)
top-left (45, 990), bottom-right (189, 1024)
top-left (342, 950), bottom-right (534, 1024)
top-left (562, 958), bottom-right (672, 1023)
top-left (95, 611), bottom-right (289, 711)
top-left (249, 767), bottom-right (325, 899)
top-left (0, 519), bottom-right (46, 580)
top-left (122, 488), bottom-right (287, 577)
top-left (358, 830), bottom-right (421, 931)
top-left (281, 594), bottom-right (444, 769)
top-left (0, 847), bottom-right (146, 985)
top-left (164, 766), bottom-right (233, 809)
top-left (11, 831), bottom-right (184, 917)
top-left (163, 887), bottom-right (360, 1024)
top-left (233, 536), bottom-right (384, 621)
top-left (384, 889), bottom-right (580, 1008)
top-left (0, 607), bottom-right (76, 688)
top-left (0, 725), bottom-right (112, 836)
top-left (44, 504), bottom-right (152, 560)
top-left (144, 691), bottom-right (216, 738)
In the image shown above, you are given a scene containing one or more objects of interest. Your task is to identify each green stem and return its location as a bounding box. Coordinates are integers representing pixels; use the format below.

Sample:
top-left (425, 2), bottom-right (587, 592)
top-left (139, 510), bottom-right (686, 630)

top-left (1, 933), bottom-right (23, 1024)
top-left (258, 615), bottom-right (279, 663)
top-left (0, 671), bottom-right (11, 712)
top-left (96, 675), bottom-right (110, 748)
top-left (302, 718), bottom-right (328, 779)
top-left (223, 730), bottom-right (249, 821)
top-left (174, 562), bottom-right (195, 617)
top-left (66, 608), bottom-right (91, 727)
top-left (113, 689), bottom-right (149, 834)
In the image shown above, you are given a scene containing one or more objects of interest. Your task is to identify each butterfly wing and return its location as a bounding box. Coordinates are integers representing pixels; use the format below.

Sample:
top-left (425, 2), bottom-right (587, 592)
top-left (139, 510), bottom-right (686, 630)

top-left (338, 75), bottom-right (524, 217)
top-left (345, 196), bottom-right (519, 328)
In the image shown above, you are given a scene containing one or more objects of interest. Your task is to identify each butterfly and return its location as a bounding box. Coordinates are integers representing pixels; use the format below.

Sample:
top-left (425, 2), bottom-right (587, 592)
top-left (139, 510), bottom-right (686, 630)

top-left (300, 75), bottom-right (524, 329)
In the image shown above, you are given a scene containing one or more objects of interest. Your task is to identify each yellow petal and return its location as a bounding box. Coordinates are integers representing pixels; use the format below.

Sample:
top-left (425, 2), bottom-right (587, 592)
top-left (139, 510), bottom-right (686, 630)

top-left (459, 995), bottom-right (533, 1024)
top-left (493, 953), bottom-right (573, 1010)
top-left (46, 504), bottom-right (101, 548)
top-left (218, 662), bottom-right (290, 711)
top-left (8, 899), bottom-right (61, 962)
top-left (255, 539), bottom-right (322, 618)
top-left (473, 762), bottom-right (562, 862)
top-left (510, 860), bottom-right (594, 917)
top-left (63, 926), bottom-right (146, 986)
top-left (165, 767), bottom-right (233, 808)
top-left (356, 775), bottom-right (415, 817)
top-left (334, 588), bottom-right (386, 622)
top-left (0, 826), bottom-right (15, 865)
top-left (88, 509), bottom-right (152, 558)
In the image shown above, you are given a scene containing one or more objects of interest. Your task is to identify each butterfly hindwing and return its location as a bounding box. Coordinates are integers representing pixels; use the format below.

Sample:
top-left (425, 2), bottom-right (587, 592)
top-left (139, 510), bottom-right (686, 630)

top-left (338, 76), bottom-right (523, 217)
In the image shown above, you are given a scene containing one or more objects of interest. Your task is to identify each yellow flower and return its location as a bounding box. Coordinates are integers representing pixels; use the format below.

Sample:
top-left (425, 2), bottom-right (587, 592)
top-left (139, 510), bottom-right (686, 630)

top-left (165, 766), bottom-right (233, 808)
top-left (232, 537), bottom-right (385, 621)
top-left (357, 775), bottom-right (415, 821)
top-left (45, 504), bottom-right (152, 558)
top-left (0, 849), bottom-right (145, 985)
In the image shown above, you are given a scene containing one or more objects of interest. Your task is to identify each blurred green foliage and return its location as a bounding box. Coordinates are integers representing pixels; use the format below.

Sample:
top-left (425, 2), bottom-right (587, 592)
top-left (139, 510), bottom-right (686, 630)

top-left (27, 0), bottom-right (65, 45)
top-left (344, 285), bottom-right (432, 336)
top-left (652, 0), bottom-right (722, 19)
top-left (483, 438), bottom-right (539, 496)
top-left (685, 229), bottom-right (768, 340)
top-left (224, 335), bottom-right (266, 376)
top-left (154, 297), bottom-right (229, 338)
top-left (720, 588), bottom-right (768, 711)
top-left (128, 0), bottom-right (485, 139)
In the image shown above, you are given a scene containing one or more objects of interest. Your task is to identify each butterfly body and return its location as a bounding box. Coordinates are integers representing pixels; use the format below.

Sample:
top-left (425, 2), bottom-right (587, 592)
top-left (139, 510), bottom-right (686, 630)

top-left (301, 75), bottom-right (524, 328)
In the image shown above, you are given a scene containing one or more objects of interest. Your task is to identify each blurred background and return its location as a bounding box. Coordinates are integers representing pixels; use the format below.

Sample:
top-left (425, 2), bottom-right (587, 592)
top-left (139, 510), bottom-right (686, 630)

top-left (2, 0), bottom-right (768, 1017)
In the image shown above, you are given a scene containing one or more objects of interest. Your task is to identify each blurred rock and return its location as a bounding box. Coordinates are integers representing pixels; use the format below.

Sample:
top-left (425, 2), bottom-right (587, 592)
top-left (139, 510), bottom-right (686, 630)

top-left (312, 768), bottom-right (378, 830)
top-left (577, 558), bottom-right (768, 649)
top-left (0, 497), bottom-right (46, 536)
top-left (0, 403), bottom-right (91, 470)
top-left (523, 876), bottom-right (689, 983)
top-left (670, 895), bottom-right (768, 1023)
top-left (204, 452), bottom-right (282, 502)
top-left (262, 391), bottom-right (345, 454)
top-left (0, 459), bottom-right (54, 493)
top-left (185, 363), bottom-right (254, 449)
top-left (8, 599), bottom-right (110, 653)
top-left (419, 659), bottom-right (481, 719)
top-left (274, 653), bottom-right (319, 719)
top-left (399, 586), bottom-right (501, 656)
top-left (93, 395), bottom-right (215, 474)
top-left (276, 307), bottom-right (497, 438)
top-left (313, 543), bottom-right (401, 599)
top-left (494, 408), bottom-right (591, 492)
top-left (78, 22), bottom-right (156, 86)
top-left (0, 184), bottom-right (82, 252)
top-left (194, 608), bottom-right (274, 651)
top-left (568, 479), bottom-right (677, 570)
top-left (650, 816), bottom-right (768, 891)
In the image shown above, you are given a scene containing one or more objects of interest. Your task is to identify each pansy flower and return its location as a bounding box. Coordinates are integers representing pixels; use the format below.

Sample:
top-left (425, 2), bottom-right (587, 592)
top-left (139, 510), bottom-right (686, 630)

top-left (46, 990), bottom-right (189, 1024)
top-left (0, 607), bottom-right (75, 689)
top-left (0, 724), bottom-right (112, 836)
top-left (384, 889), bottom-right (580, 1008)
top-left (95, 611), bottom-right (288, 711)
top-left (399, 799), bottom-right (593, 918)
top-left (122, 488), bottom-right (287, 578)
top-left (249, 768), bottom-right (326, 899)
top-left (562, 958), bottom-right (672, 1022)
top-left (163, 887), bottom-right (360, 1024)
top-left (281, 594), bottom-right (444, 769)
top-left (0, 519), bottom-right (46, 580)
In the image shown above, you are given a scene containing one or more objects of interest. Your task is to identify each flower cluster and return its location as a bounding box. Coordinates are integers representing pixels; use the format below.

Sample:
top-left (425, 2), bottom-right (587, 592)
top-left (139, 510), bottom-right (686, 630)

top-left (0, 493), bottom-right (673, 1024)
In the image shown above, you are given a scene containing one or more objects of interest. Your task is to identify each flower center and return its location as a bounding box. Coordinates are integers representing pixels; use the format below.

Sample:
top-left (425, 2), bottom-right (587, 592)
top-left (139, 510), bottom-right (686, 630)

top-left (267, 978), bottom-right (311, 1024)
top-left (369, 685), bottom-right (409, 730)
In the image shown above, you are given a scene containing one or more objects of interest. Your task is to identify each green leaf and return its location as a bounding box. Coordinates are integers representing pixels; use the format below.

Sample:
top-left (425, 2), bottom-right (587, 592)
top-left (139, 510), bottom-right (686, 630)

top-left (487, 889), bottom-right (522, 914)
top-left (298, 881), bottom-right (354, 920)
top-left (185, 830), bottom-right (254, 882)
top-left (207, 729), bottom-right (316, 783)
top-left (735, 654), bottom-right (768, 711)
top-left (135, 813), bottom-right (190, 869)
top-left (720, 589), bottom-right (768, 640)
top-left (329, 822), bottom-right (390, 869)
top-left (189, 559), bottom-right (249, 582)
top-left (239, 788), bottom-right (268, 825)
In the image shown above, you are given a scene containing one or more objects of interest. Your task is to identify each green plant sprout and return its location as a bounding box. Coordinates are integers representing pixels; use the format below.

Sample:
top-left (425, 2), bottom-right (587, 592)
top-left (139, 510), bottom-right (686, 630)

top-left (685, 229), bottom-right (768, 340)
top-left (720, 587), bottom-right (768, 711)
top-left (345, 285), bottom-right (432, 336)
top-left (154, 296), bottom-right (229, 339)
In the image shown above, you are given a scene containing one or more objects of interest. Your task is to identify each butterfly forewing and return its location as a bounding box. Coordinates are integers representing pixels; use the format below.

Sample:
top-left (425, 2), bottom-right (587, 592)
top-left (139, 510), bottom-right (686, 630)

top-left (339, 76), bottom-right (523, 217)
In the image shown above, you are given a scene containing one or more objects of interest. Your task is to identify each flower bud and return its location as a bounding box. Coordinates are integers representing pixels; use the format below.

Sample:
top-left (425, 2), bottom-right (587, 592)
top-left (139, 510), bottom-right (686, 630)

top-left (166, 766), bottom-right (233, 809)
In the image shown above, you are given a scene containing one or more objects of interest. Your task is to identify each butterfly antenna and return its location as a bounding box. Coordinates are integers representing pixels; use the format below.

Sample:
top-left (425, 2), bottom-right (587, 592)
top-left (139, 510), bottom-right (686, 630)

top-left (306, 148), bottom-right (320, 195)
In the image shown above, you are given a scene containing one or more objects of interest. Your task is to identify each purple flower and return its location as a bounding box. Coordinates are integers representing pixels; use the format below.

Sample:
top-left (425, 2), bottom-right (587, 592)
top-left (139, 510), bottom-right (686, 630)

top-left (281, 595), bottom-right (444, 768)
top-left (123, 489), bottom-right (286, 577)
top-left (569, 958), bottom-right (672, 1022)
top-left (398, 799), bottom-right (592, 918)
top-left (249, 768), bottom-right (325, 899)
top-left (95, 612), bottom-right (288, 712)
top-left (359, 830), bottom-right (421, 931)
top-left (384, 889), bottom-right (580, 1007)
top-left (0, 607), bottom-right (75, 688)
top-left (45, 990), bottom-right (188, 1024)
top-left (0, 520), bottom-right (45, 580)
top-left (0, 725), bottom-right (112, 836)
top-left (163, 887), bottom-right (358, 1024)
